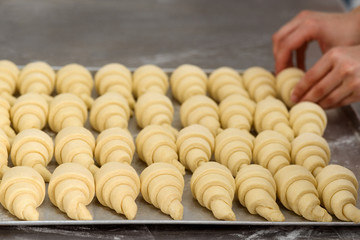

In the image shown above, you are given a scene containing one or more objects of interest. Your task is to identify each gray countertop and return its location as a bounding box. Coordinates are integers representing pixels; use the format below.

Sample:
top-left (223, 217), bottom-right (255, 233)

top-left (1, 0), bottom-right (360, 239)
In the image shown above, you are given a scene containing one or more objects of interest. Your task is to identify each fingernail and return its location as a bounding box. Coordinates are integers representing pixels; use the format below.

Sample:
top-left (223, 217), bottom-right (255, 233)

top-left (291, 93), bottom-right (299, 103)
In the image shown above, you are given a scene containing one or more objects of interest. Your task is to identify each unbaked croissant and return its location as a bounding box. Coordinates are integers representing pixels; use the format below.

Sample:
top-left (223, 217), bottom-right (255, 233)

top-left (0, 60), bottom-right (18, 105)
top-left (316, 164), bottom-right (360, 223)
top-left (95, 162), bottom-right (140, 220)
top-left (136, 125), bottom-right (184, 174)
top-left (176, 124), bottom-right (214, 173)
top-left (95, 127), bottom-right (135, 166)
top-left (191, 162), bottom-right (236, 221)
top-left (55, 126), bottom-right (98, 174)
top-left (253, 130), bottom-right (291, 175)
top-left (274, 165), bottom-right (332, 222)
top-left (219, 94), bottom-right (256, 131)
top-left (10, 93), bottom-right (48, 132)
top-left (208, 67), bottom-right (248, 102)
top-left (90, 92), bottom-right (131, 132)
top-left (180, 95), bottom-right (221, 136)
top-left (140, 162), bottom-right (184, 220)
top-left (243, 66), bottom-right (276, 102)
top-left (170, 64), bottom-right (207, 103)
top-left (133, 64), bottom-right (169, 98)
top-left (94, 63), bottom-right (135, 109)
top-left (215, 128), bottom-right (254, 176)
top-left (0, 129), bottom-right (10, 178)
top-left (10, 129), bottom-right (53, 182)
top-left (56, 63), bottom-right (94, 108)
top-left (48, 93), bottom-right (88, 133)
top-left (0, 97), bottom-right (16, 141)
top-left (48, 162), bottom-right (95, 220)
top-left (235, 164), bottom-right (284, 221)
top-left (276, 67), bottom-right (305, 107)
top-left (254, 96), bottom-right (294, 141)
top-left (0, 166), bottom-right (45, 220)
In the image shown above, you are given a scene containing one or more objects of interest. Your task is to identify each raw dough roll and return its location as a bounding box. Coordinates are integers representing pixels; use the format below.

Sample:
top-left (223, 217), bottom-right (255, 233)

top-left (95, 127), bottom-right (135, 166)
top-left (208, 67), bottom-right (248, 102)
top-left (10, 93), bottom-right (48, 132)
top-left (254, 96), bottom-right (294, 141)
top-left (48, 93), bottom-right (88, 133)
top-left (140, 162), bottom-right (184, 220)
top-left (10, 129), bottom-right (53, 182)
top-left (55, 126), bottom-right (99, 174)
top-left (289, 101), bottom-right (327, 136)
top-left (135, 92), bottom-right (175, 131)
top-left (276, 67), bottom-right (305, 107)
top-left (180, 95), bottom-right (221, 136)
top-left (176, 124), bottom-right (215, 173)
top-left (0, 97), bottom-right (16, 141)
top-left (235, 164), bottom-right (284, 221)
top-left (219, 94), bottom-right (256, 131)
top-left (0, 166), bottom-right (45, 221)
top-left (316, 164), bottom-right (360, 223)
top-left (136, 125), bottom-right (184, 174)
top-left (243, 66), bottom-right (276, 102)
top-left (0, 129), bottom-right (10, 178)
top-left (190, 162), bottom-right (236, 221)
top-left (170, 64), bottom-right (207, 103)
top-left (90, 92), bottom-right (131, 132)
top-left (17, 61), bottom-right (55, 101)
top-left (48, 163), bottom-right (95, 220)
top-left (215, 128), bottom-right (254, 176)
top-left (253, 130), bottom-right (291, 175)
top-left (94, 63), bottom-right (135, 109)
top-left (95, 162), bottom-right (140, 220)
top-left (274, 165), bottom-right (332, 222)
top-left (0, 60), bottom-right (18, 105)
top-left (291, 133), bottom-right (330, 176)
top-left (133, 64), bottom-right (169, 98)
top-left (56, 63), bottom-right (94, 108)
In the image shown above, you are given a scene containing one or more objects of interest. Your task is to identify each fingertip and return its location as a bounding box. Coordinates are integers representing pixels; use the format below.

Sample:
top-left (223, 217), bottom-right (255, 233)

top-left (291, 92), bottom-right (299, 103)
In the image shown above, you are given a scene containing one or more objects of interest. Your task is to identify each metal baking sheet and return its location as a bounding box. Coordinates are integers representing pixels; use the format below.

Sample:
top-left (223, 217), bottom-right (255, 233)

top-left (0, 67), bottom-right (359, 226)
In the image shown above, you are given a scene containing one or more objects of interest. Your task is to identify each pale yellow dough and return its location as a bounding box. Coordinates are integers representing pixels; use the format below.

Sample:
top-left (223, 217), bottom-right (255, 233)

top-left (0, 166), bottom-right (45, 221)
top-left (243, 67), bottom-right (276, 102)
top-left (48, 163), bottom-right (95, 220)
top-left (180, 95), bottom-right (221, 136)
top-left (56, 63), bottom-right (94, 108)
top-left (95, 162), bottom-right (140, 220)
top-left (176, 124), bottom-right (215, 173)
top-left (48, 93), bottom-right (88, 133)
top-left (289, 101), bottom-right (327, 136)
top-left (136, 125), bottom-right (184, 174)
top-left (55, 126), bottom-right (98, 174)
top-left (140, 162), bottom-right (184, 220)
top-left (274, 165), bottom-right (332, 222)
top-left (170, 64), bottom-right (207, 103)
top-left (11, 129), bottom-right (53, 182)
top-left (215, 128), bottom-right (254, 176)
top-left (253, 130), bottom-right (291, 175)
top-left (11, 93), bottom-right (48, 132)
top-left (0, 97), bottom-right (16, 140)
top-left (291, 133), bottom-right (330, 176)
top-left (90, 92), bottom-right (131, 132)
top-left (190, 162), bottom-right (236, 221)
top-left (133, 64), bottom-right (169, 98)
top-left (219, 94), bottom-right (256, 131)
top-left (254, 96), bottom-right (294, 141)
top-left (235, 164), bottom-right (284, 221)
top-left (208, 67), bottom-right (248, 102)
top-left (316, 164), bottom-right (360, 223)
top-left (0, 129), bottom-right (10, 178)
top-left (94, 63), bottom-right (135, 109)
top-left (0, 60), bottom-right (18, 105)
top-left (276, 67), bottom-right (305, 107)
top-left (95, 127), bottom-right (135, 166)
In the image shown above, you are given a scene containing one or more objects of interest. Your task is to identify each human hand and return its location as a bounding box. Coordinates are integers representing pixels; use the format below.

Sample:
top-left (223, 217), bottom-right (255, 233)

top-left (291, 45), bottom-right (360, 109)
top-left (273, 8), bottom-right (360, 74)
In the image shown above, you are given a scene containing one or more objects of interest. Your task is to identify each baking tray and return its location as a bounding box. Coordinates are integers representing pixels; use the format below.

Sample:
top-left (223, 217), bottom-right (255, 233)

top-left (0, 67), bottom-right (359, 226)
